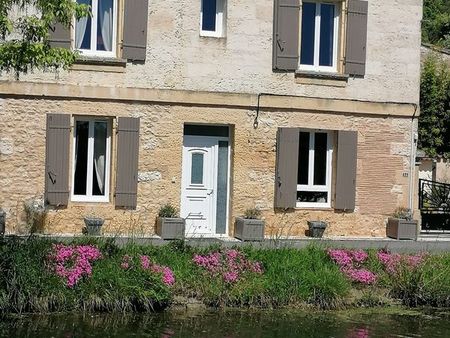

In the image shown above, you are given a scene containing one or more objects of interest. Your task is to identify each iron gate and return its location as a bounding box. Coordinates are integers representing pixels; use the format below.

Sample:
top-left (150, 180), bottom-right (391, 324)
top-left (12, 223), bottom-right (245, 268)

top-left (419, 179), bottom-right (450, 232)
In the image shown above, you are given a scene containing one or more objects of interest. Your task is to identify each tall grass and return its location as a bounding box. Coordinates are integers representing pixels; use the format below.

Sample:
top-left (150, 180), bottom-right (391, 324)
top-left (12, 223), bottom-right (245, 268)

top-left (0, 237), bottom-right (449, 314)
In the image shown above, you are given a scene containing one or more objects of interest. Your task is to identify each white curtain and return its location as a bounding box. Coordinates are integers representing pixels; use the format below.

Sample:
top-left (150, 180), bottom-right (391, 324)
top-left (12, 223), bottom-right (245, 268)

top-left (75, 0), bottom-right (91, 49)
top-left (93, 123), bottom-right (107, 195)
top-left (99, 0), bottom-right (114, 52)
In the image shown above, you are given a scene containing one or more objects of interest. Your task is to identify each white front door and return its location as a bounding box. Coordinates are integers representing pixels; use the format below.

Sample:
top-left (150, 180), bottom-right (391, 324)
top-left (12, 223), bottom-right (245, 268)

top-left (181, 135), bottom-right (229, 237)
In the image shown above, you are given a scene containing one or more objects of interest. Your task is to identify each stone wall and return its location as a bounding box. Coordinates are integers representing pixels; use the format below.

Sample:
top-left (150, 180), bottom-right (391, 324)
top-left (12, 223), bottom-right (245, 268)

top-left (2, 0), bottom-right (422, 105)
top-left (0, 94), bottom-right (413, 238)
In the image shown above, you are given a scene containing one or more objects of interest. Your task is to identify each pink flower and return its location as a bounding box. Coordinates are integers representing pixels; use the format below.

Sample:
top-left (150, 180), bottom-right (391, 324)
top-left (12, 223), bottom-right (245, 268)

top-left (351, 250), bottom-right (368, 264)
top-left (140, 255), bottom-right (151, 270)
top-left (223, 271), bottom-right (239, 283)
top-left (193, 249), bottom-right (263, 284)
top-left (342, 267), bottom-right (377, 285)
top-left (162, 267), bottom-right (176, 286)
top-left (48, 244), bottom-right (102, 288)
top-left (327, 249), bottom-right (353, 267)
top-left (121, 262), bottom-right (130, 270)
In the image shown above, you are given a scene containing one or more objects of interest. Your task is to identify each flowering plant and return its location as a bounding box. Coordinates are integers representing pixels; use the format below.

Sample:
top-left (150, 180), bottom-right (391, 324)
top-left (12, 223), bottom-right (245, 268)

top-left (377, 250), bottom-right (426, 274)
top-left (327, 249), bottom-right (377, 285)
top-left (120, 254), bottom-right (175, 287)
top-left (193, 249), bottom-right (263, 284)
top-left (47, 244), bottom-right (102, 288)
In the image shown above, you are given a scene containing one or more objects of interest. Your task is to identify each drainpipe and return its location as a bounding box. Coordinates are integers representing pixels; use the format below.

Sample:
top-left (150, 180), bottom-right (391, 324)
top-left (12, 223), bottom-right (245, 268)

top-left (409, 104), bottom-right (419, 215)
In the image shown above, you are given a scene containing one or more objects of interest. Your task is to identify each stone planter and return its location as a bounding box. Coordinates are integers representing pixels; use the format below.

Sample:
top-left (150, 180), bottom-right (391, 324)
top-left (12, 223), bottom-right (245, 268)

top-left (83, 217), bottom-right (104, 236)
top-left (386, 218), bottom-right (418, 240)
top-left (234, 217), bottom-right (265, 241)
top-left (307, 221), bottom-right (327, 238)
top-left (0, 210), bottom-right (5, 236)
top-left (156, 217), bottom-right (185, 240)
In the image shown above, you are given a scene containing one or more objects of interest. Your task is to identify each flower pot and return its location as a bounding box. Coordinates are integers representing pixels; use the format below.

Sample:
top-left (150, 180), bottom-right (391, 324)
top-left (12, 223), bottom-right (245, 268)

top-left (386, 218), bottom-right (418, 240)
top-left (156, 217), bottom-right (185, 240)
top-left (307, 221), bottom-right (327, 238)
top-left (234, 217), bottom-right (265, 241)
top-left (0, 210), bottom-right (5, 236)
top-left (83, 217), bottom-right (104, 236)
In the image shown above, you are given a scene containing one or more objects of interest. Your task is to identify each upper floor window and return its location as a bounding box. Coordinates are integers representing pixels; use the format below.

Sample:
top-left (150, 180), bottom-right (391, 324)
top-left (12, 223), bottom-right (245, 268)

top-left (299, 1), bottom-right (340, 73)
top-left (75, 0), bottom-right (118, 57)
top-left (200, 0), bottom-right (226, 37)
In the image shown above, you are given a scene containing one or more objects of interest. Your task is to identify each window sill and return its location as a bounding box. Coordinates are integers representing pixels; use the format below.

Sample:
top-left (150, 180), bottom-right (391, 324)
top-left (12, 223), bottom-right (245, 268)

top-left (295, 70), bottom-right (348, 87)
top-left (72, 56), bottom-right (127, 73)
top-left (295, 207), bottom-right (334, 212)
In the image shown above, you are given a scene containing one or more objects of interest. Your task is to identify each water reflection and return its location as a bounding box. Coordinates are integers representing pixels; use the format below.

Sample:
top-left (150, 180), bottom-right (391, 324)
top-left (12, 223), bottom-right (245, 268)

top-left (0, 308), bottom-right (449, 338)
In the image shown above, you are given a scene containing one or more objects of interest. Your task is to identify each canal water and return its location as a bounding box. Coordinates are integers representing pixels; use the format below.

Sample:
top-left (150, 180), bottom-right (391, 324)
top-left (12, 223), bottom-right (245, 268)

top-left (0, 308), bottom-right (449, 337)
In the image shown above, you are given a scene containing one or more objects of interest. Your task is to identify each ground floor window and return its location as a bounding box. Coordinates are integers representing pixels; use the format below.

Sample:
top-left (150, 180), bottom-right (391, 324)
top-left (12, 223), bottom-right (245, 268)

top-left (297, 130), bottom-right (333, 208)
top-left (72, 118), bottom-right (111, 202)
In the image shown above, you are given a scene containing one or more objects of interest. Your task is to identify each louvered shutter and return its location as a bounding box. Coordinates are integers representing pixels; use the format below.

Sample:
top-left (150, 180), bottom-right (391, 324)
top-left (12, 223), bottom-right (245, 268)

top-left (273, 0), bottom-right (300, 71)
top-left (274, 128), bottom-right (299, 208)
top-left (345, 0), bottom-right (368, 76)
top-left (48, 22), bottom-right (71, 49)
top-left (45, 114), bottom-right (71, 206)
top-left (115, 117), bottom-right (140, 209)
top-left (335, 131), bottom-right (358, 211)
top-left (122, 0), bottom-right (149, 61)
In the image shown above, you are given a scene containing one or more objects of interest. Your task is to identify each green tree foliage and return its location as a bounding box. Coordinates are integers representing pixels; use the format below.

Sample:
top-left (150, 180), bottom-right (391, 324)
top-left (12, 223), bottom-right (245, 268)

top-left (0, 0), bottom-right (90, 78)
top-left (422, 0), bottom-right (450, 48)
top-left (419, 54), bottom-right (450, 158)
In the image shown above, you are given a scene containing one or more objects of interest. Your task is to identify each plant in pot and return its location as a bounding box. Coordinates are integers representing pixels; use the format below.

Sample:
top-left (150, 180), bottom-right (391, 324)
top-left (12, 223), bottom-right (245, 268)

top-left (386, 207), bottom-right (418, 240)
top-left (234, 208), bottom-right (265, 241)
top-left (307, 220), bottom-right (328, 238)
top-left (156, 204), bottom-right (185, 240)
top-left (83, 215), bottom-right (105, 236)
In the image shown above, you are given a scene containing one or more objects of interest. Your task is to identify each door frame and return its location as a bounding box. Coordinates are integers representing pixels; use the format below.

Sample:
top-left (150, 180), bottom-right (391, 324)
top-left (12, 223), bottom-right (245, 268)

top-left (181, 134), bottom-right (231, 238)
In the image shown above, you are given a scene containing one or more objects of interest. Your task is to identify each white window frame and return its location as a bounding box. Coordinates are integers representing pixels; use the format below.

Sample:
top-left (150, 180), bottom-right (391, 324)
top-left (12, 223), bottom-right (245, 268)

top-left (296, 130), bottom-right (333, 208)
top-left (75, 0), bottom-right (118, 57)
top-left (200, 0), bottom-right (225, 38)
top-left (71, 117), bottom-right (112, 203)
top-left (299, 1), bottom-right (340, 73)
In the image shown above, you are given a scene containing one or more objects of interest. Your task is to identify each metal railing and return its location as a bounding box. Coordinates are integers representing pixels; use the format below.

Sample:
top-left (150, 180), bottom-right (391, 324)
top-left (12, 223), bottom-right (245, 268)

top-left (419, 179), bottom-right (450, 232)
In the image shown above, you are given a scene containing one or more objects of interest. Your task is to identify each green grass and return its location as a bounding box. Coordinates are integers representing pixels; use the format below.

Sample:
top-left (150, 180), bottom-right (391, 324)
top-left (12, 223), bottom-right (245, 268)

top-left (0, 237), bottom-right (449, 314)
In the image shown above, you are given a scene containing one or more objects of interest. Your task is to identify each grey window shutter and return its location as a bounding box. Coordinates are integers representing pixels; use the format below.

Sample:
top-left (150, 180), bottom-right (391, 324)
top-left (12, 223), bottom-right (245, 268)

top-left (335, 131), bottom-right (358, 211)
top-left (345, 0), bottom-right (368, 76)
top-left (45, 114), bottom-right (71, 206)
top-left (273, 0), bottom-right (300, 71)
top-left (48, 22), bottom-right (71, 49)
top-left (275, 128), bottom-right (299, 208)
top-left (122, 0), bottom-right (149, 61)
top-left (115, 117), bottom-right (140, 209)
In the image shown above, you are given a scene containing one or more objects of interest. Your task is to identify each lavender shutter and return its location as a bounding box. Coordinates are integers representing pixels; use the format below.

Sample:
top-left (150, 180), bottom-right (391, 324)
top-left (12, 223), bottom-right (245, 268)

top-left (115, 117), bottom-right (140, 209)
top-left (335, 131), bottom-right (358, 211)
top-left (45, 114), bottom-right (71, 206)
top-left (48, 22), bottom-right (71, 49)
top-left (275, 128), bottom-right (299, 208)
top-left (122, 0), bottom-right (149, 61)
top-left (273, 0), bottom-right (300, 71)
top-left (345, 0), bottom-right (368, 76)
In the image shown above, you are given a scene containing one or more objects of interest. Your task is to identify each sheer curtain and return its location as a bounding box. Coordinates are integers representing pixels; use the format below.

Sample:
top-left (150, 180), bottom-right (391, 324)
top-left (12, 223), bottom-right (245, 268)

top-left (93, 122), bottom-right (107, 195)
top-left (75, 0), bottom-right (91, 49)
top-left (99, 0), bottom-right (114, 52)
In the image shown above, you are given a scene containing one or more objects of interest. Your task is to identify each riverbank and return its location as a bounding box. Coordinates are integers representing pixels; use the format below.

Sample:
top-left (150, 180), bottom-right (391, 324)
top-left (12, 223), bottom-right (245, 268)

top-left (0, 236), bottom-right (449, 314)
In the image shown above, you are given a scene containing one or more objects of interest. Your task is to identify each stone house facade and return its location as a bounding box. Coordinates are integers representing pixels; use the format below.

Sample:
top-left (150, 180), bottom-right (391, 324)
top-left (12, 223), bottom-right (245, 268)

top-left (0, 0), bottom-right (422, 237)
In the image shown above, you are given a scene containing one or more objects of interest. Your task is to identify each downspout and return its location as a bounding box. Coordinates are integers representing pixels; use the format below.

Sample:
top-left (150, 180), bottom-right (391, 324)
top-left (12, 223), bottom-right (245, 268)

top-left (409, 104), bottom-right (419, 213)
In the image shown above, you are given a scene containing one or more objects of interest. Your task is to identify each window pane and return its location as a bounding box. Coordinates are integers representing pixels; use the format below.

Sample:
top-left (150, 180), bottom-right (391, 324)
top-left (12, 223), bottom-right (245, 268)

top-left (300, 2), bottom-right (316, 66)
top-left (202, 0), bottom-right (217, 32)
top-left (92, 121), bottom-right (107, 196)
top-left (297, 191), bottom-right (328, 203)
top-left (319, 4), bottom-right (335, 67)
top-left (74, 121), bottom-right (89, 195)
top-left (191, 153), bottom-right (204, 184)
top-left (297, 132), bottom-right (310, 185)
top-left (97, 0), bottom-right (114, 51)
top-left (76, 0), bottom-right (92, 50)
top-left (313, 132), bottom-right (328, 185)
